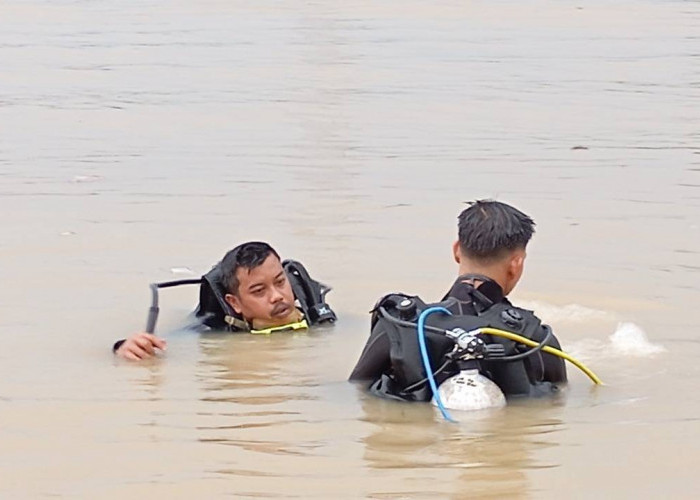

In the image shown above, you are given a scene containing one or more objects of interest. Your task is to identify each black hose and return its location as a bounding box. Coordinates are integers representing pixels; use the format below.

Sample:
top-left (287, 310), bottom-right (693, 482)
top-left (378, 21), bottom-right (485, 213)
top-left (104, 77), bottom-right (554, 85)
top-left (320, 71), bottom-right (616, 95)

top-left (377, 306), bottom-right (554, 363)
top-left (145, 283), bottom-right (160, 334)
top-left (377, 306), bottom-right (446, 334)
top-left (485, 324), bottom-right (553, 363)
top-left (144, 279), bottom-right (202, 334)
top-left (401, 360), bottom-right (453, 393)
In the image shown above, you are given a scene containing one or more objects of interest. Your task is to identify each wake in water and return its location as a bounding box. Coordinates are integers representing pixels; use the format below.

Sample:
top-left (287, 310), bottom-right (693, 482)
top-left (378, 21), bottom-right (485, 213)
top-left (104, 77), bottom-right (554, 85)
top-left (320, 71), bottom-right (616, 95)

top-left (566, 321), bottom-right (666, 361)
top-left (609, 322), bottom-right (666, 357)
top-left (519, 301), bottom-right (666, 361)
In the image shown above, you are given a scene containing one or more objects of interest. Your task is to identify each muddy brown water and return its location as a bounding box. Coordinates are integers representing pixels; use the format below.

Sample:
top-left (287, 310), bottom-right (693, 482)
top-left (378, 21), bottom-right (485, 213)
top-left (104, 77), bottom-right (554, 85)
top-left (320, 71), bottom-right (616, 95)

top-left (1, 0), bottom-right (699, 498)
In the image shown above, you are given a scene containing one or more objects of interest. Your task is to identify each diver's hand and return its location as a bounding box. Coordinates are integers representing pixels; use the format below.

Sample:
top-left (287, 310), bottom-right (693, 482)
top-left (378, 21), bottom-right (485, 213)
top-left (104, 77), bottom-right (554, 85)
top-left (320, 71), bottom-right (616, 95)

top-left (115, 332), bottom-right (167, 361)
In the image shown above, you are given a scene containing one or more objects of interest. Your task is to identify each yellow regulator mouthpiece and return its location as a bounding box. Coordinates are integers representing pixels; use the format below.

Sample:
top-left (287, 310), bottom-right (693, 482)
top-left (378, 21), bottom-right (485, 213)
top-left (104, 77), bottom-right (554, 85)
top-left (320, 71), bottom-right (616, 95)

top-left (250, 318), bottom-right (309, 335)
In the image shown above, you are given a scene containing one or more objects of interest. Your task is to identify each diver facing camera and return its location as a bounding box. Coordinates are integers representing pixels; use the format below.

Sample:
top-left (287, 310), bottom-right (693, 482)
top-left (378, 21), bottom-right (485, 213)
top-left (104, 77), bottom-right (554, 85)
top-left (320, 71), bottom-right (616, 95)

top-left (114, 241), bottom-right (336, 361)
top-left (349, 200), bottom-right (596, 413)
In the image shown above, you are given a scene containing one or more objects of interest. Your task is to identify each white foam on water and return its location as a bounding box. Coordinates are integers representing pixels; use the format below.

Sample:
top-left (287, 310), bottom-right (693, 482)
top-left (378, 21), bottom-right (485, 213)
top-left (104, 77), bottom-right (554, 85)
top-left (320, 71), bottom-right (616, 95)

top-left (505, 302), bottom-right (665, 362)
top-left (609, 322), bottom-right (666, 357)
top-left (565, 323), bottom-right (666, 361)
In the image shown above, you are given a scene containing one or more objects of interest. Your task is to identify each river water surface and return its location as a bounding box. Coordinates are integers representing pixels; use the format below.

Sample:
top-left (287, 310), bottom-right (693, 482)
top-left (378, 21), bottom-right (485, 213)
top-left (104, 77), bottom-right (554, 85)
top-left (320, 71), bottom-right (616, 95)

top-left (1, 0), bottom-right (699, 498)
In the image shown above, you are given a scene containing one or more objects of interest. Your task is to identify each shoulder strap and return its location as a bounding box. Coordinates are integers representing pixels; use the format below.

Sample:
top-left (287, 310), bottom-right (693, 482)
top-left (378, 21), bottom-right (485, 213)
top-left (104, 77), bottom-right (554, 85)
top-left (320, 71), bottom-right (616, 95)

top-left (283, 259), bottom-right (337, 325)
top-left (475, 301), bottom-right (542, 340)
top-left (446, 274), bottom-right (505, 314)
top-left (196, 263), bottom-right (249, 331)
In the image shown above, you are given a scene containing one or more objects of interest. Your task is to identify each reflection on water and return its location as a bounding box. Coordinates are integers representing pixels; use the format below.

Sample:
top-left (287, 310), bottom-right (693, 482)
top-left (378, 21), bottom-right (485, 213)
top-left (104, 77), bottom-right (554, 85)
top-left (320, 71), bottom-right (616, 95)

top-left (188, 332), bottom-right (566, 498)
top-left (357, 395), bottom-right (567, 499)
top-left (1, 0), bottom-right (699, 497)
top-left (195, 334), bottom-right (316, 458)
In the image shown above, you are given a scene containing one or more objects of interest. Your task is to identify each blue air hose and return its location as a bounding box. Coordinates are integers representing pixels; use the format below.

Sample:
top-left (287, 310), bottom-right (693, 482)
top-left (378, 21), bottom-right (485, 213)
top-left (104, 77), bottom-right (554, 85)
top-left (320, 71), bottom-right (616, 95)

top-left (417, 306), bottom-right (456, 423)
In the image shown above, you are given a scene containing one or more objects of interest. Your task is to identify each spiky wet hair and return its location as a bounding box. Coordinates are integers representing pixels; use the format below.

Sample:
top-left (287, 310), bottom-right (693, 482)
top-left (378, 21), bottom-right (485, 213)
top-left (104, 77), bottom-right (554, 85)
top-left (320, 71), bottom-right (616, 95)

top-left (457, 200), bottom-right (535, 261)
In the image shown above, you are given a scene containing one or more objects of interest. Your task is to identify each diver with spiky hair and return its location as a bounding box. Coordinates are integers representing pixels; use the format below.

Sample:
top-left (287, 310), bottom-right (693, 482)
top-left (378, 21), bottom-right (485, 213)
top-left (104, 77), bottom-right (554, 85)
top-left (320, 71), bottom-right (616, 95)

top-left (114, 241), bottom-right (336, 361)
top-left (349, 200), bottom-right (567, 400)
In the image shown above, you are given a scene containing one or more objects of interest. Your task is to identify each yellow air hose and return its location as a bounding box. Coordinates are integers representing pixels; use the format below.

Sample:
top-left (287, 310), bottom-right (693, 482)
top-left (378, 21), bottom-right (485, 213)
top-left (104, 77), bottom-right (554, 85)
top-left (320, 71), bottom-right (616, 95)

top-left (479, 327), bottom-right (603, 385)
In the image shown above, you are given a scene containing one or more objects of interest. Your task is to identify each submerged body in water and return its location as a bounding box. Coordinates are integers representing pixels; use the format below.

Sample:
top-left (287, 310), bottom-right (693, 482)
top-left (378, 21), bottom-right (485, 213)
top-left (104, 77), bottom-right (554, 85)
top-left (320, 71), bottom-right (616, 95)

top-left (350, 275), bottom-right (567, 407)
top-left (114, 241), bottom-right (336, 360)
top-left (350, 201), bottom-right (568, 410)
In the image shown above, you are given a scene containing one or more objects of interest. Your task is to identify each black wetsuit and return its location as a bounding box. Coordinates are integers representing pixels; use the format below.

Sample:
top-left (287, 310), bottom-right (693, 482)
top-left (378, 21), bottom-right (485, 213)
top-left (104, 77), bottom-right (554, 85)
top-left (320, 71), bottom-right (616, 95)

top-left (349, 276), bottom-right (567, 399)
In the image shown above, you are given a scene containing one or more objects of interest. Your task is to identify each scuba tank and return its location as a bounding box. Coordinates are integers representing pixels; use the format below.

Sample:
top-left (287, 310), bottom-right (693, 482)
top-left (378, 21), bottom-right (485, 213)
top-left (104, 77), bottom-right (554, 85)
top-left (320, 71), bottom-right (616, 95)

top-left (434, 329), bottom-right (506, 411)
top-left (366, 293), bottom-right (558, 406)
top-left (436, 371), bottom-right (505, 411)
top-left (390, 296), bottom-right (508, 410)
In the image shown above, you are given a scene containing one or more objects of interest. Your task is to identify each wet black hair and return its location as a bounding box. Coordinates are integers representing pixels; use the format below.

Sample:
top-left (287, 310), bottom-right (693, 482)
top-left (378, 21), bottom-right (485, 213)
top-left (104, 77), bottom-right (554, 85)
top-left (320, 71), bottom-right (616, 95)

top-left (220, 241), bottom-right (281, 295)
top-left (457, 200), bottom-right (535, 261)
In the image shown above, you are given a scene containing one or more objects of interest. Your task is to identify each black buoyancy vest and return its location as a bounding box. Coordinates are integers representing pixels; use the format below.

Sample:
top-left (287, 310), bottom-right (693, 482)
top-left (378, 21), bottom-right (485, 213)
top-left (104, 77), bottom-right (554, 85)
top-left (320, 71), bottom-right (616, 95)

top-left (368, 290), bottom-right (551, 401)
top-left (195, 259), bottom-right (337, 331)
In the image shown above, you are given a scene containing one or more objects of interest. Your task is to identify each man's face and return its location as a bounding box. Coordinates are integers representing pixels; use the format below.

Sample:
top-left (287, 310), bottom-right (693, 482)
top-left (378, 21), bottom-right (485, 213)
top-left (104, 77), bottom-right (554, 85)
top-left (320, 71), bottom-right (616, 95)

top-left (224, 254), bottom-right (298, 329)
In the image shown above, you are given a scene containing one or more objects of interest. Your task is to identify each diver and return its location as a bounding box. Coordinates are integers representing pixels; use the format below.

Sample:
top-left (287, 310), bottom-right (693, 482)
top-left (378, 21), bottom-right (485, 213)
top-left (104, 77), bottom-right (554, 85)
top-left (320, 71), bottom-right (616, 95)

top-left (349, 200), bottom-right (568, 402)
top-left (114, 241), bottom-right (336, 360)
